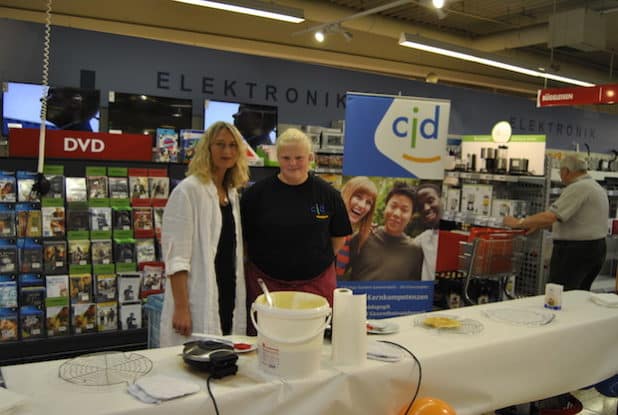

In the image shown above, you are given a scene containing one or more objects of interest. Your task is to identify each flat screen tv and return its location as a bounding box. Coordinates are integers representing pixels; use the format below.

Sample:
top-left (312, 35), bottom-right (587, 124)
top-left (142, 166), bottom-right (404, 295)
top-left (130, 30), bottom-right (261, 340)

top-left (2, 81), bottom-right (100, 136)
top-left (204, 99), bottom-right (277, 149)
top-left (107, 91), bottom-right (192, 141)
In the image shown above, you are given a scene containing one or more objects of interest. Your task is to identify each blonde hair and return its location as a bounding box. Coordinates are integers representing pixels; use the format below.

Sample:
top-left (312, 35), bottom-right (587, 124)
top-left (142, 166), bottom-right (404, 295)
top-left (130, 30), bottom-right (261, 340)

top-left (341, 176), bottom-right (378, 252)
top-left (187, 121), bottom-right (249, 189)
top-left (276, 128), bottom-right (313, 155)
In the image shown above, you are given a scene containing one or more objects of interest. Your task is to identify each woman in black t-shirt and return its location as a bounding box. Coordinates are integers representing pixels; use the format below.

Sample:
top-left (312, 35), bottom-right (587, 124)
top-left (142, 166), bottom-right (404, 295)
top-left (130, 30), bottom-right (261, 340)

top-left (241, 128), bottom-right (352, 335)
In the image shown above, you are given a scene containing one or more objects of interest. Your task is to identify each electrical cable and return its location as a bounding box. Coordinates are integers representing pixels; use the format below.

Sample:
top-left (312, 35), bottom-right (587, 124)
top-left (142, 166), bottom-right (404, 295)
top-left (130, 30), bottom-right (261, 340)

top-left (38, 0), bottom-right (52, 174)
top-left (30, 0), bottom-right (53, 198)
top-left (206, 374), bottom-right (221, 415)
top-left (378, 340), bottom-right (422, 415)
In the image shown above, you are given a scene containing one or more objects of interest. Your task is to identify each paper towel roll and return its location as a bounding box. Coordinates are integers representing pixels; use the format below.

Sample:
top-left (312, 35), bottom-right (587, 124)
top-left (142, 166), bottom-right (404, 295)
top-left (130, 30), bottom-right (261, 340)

top-left (331, 288), bottom-right (367, 366)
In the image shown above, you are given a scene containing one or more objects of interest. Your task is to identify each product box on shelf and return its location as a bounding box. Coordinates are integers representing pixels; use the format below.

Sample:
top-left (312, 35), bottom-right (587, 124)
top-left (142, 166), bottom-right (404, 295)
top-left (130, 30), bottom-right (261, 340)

top-left (15, 203), bottom-right (42, 238)
top-left (71, 302), bottom-right (97, 334)
top-left (460, 184), bottom-right (493, 216)
top-left (94, 274), bottom-right (117, 303)
top-left (491, 199), bottom-right (527, 218)
top-left (69, 274), bottom-right (93, 304)
top-left (0, 171), bottom-right (16, 202)
top-left (120, 302), bottom-right (142, 330)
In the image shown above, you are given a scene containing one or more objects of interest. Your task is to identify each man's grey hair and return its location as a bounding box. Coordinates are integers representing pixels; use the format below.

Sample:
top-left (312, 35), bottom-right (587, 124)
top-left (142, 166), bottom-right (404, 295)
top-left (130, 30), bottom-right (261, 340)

top-left (560, 153), bottom-right (588, 172)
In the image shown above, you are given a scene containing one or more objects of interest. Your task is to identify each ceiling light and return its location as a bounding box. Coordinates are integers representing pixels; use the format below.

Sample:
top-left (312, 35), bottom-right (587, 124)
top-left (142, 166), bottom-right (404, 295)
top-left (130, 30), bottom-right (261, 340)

top-left (171, 0), bottom-right (305, 23)
top-left (432, 0), bottom-right (445, 9)
top-left (314, 30), bottom-right (325, 43)
top-left (398, 33), bottom-right (595, 87)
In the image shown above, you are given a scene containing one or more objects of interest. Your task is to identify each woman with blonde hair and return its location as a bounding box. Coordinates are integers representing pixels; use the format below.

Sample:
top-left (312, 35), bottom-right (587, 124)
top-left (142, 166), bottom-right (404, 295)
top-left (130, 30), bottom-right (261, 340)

top-left (159, 121), bottom-right (249, 347)
top-left (335, 176), bottom-right (378, 278)
top-left (241, 128), bottom-right (352, 334)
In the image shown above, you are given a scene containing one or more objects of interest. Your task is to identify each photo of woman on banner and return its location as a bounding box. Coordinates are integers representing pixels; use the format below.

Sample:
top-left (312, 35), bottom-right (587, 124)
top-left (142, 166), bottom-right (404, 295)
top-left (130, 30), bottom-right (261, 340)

top-left (345, 181), bottom-right (423, 281)
top-left (410, 182), bottom-right (442, 281)
top-left (335, 176), bottom-right (378, 278)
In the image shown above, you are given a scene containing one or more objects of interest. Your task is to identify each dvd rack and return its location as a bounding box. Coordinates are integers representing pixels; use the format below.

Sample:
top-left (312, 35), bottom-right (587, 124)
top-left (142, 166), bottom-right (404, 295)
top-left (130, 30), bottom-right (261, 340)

top-left (0, 162), bottom-right (170, 364)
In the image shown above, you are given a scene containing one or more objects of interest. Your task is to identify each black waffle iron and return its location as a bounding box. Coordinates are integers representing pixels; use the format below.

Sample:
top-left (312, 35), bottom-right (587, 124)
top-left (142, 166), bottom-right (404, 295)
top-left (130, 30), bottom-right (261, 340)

top-left (182, 340), bottom-right (238, 378)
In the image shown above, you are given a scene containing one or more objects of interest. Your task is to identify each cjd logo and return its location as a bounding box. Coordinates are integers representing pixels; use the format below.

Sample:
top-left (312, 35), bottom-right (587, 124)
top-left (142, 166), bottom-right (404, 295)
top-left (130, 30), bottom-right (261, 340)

top-left (374, 98), bottom-right (450, 179)
top-left (391, 106), bottom-right (441, 163)
top-left (64, 137), bottom-right (105, 153)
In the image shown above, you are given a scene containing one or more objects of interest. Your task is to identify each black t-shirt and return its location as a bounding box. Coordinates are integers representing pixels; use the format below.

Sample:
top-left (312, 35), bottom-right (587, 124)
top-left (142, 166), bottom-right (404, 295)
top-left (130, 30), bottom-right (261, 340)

top-left (214, 200), bottom-right (236, 335)
top-left (241, 174), bottom-right (352, 281)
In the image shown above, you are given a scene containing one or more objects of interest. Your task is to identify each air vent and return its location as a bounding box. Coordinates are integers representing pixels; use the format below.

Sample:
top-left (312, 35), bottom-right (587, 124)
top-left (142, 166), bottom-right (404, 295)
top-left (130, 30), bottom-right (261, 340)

top-left (548, 8), bottom-right (606, 52)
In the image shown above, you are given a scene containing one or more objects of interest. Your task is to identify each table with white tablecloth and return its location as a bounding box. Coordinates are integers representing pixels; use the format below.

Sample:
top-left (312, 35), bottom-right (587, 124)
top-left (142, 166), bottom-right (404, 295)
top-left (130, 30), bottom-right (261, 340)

top-left (3, 290), bottom-right (617, 415)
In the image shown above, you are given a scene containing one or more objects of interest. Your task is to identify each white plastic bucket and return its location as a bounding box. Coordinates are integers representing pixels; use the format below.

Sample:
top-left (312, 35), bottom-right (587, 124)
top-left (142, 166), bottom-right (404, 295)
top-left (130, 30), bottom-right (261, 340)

top-left (251, 291), bottom-right (331, 379)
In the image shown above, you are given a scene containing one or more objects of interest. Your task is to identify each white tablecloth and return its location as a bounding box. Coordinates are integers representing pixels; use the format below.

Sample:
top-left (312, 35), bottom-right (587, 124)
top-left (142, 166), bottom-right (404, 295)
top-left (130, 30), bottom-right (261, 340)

top-left (3, 290), bottom-right (618, 415)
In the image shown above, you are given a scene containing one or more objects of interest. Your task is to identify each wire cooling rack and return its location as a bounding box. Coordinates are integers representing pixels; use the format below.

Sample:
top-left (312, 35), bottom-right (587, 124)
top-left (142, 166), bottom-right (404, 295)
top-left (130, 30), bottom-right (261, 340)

top-left (58, 351), bottom-right (152, 386)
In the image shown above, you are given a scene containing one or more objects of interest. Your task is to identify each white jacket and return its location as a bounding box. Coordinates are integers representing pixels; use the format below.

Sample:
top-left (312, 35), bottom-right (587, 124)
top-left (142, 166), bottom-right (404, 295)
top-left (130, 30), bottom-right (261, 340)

top-left (159, 175), bottom-right (246, 347)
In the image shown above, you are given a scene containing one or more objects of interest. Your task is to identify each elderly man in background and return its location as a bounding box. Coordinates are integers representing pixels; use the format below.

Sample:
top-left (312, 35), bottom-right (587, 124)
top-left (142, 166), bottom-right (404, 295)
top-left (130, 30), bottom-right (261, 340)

top-left (504, 153), bottom-right (609, 290)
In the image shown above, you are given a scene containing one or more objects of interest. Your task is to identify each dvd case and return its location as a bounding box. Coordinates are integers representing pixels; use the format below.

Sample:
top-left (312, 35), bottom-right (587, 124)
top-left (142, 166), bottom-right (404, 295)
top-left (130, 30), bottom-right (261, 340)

top-left (45, 275), bottom-right (69, 299)
top-left (43, 240), bottom-right (67, 274)
top-left (153, 207), bottom-right (164, 241)
top-left (20, 285), bottom-right (46, 308)
top-left (91, 240), bottom-right (113, 265)
top-left (89, 207), bottom-right (112, 231)
top-left (97, 301), bottom-right (118, 331)
top-left (68, 240), bottom-right (91, 265)
top-left (0, 245), bottom-right (17, 274)
top-left (0, 208), bottom-right (15, 238)
top-left (0, 276), bottom-right (18, 308)
top-left (66, 207), bottom-right (90, 232)
top-left (70, 274), bottom-right (93, 304)
top-left (120, 303), bottom-right (142, 330)
top-left (16, 205), bottom-right (42, 238)
top-left (113, 208), bottom-right (132, 231)
top-left (135, 238), bottom-right (156, 264)
top-left (20, 307), bottom-right (45, 339)
top-left (94, 274), bottom-right (117, 302)
top-left (45, 174), bottom-right (65, 199)
top-left (133, 207), bottom-right (153, 233)
top-left (109, 177), bottom-right (129, 199)
top-left (0, 172), bottom-right (17, 202)
top-left (41, 206), bottom-right (66, 238)
top-left (114, 240), bottom-right (135, 264)
top-left (18, 242), bottom-right (43, 274)
top-left (118, 273), bottom-right (141, 304)
top-left (86, 176), bottom-right (109, 199)
top-left (46, 305), bottom-right (69, 337)
top-left (0, 311), bottom-right (18, 342)
top-left (149, 177), bottom-right (169, 199)
top-left (65, 177), bottom-right (87, 202)
top-left (129, 176), bottom-right (150, 199)
top-left (72, 303), bottom-right (97, 334)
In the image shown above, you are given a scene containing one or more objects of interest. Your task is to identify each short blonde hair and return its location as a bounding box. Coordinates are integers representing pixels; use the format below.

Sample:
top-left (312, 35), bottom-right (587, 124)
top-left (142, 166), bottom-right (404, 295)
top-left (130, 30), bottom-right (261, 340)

top-left (187, 121), bottom-right (249, 189)
top-left (276, 128), bottom-right (313, 155)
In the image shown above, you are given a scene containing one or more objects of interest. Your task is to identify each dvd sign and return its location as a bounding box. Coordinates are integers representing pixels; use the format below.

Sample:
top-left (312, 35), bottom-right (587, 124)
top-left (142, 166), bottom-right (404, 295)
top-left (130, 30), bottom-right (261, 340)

top-left (64, 137), bottom-right (105, 153)
top-left (9, 128), bottom-right (152, 161)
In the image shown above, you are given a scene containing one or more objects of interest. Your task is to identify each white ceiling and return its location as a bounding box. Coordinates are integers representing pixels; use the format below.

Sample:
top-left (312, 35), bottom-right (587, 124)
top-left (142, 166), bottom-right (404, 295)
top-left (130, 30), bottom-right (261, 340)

top-left (1, 0), bottom-right (617, 102)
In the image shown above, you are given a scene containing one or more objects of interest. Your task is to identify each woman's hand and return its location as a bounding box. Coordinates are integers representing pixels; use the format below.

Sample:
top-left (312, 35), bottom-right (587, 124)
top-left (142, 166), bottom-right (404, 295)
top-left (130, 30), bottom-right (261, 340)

top-left (502, 216), bottom-right (520, 228)
top-left (172, 304), bottom-right (192, 337)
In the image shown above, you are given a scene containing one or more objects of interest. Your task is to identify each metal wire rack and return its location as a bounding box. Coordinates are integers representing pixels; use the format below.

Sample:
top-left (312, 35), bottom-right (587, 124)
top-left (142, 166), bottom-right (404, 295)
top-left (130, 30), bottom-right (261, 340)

top-left (458, 233), bottom-right (526, 305)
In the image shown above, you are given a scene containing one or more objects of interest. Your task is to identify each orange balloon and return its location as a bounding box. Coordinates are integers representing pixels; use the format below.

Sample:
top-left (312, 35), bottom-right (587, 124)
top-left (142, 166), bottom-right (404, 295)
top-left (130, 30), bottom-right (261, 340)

top-left (398, 397), bottom-right (456, 415)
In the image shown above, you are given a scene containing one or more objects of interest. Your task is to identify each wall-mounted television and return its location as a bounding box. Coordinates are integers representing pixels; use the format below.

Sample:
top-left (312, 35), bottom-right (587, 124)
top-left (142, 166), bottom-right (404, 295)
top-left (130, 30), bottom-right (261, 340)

top-left (108, 91), bottom-right (192, 141)
top-left (2, 82), bottom-right (100, 136)
top-left (204, 99), bottom-right (277, 150)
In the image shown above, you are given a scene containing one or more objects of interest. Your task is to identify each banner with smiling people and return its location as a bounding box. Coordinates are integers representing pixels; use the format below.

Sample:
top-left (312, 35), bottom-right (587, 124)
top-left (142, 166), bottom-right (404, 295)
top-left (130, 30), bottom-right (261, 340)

top-left (336, 92), bottom-right (451, 317)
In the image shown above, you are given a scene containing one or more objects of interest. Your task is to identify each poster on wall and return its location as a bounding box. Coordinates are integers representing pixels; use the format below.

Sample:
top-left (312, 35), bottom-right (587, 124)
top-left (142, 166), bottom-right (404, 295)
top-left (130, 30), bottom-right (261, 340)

top-left (339, 92), bottom-right (451, 317)
top-left (343, 92), bottom-right (450, 180)
top-left (335, 176), bottom-right (442, 317)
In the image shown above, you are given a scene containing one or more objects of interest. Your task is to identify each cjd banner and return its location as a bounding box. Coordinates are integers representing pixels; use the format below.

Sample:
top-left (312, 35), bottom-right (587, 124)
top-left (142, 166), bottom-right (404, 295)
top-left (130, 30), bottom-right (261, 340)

top-left (342, 92), bottom-right (450, 180)
top-left (8, 128), bottom-right (153, 161)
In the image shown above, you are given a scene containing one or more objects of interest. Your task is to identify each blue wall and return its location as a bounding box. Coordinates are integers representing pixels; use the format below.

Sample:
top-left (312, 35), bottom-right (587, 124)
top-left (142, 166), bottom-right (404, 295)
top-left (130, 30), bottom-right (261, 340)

top-left (0, 18), bottom-right (616, 152)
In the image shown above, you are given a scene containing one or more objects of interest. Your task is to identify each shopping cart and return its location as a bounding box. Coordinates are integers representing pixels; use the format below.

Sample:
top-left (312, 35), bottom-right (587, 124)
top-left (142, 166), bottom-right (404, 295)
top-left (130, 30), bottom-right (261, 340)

top-left (144, 293), bottom-right (164, 348)
top-left (458, 229), bottom-right (525, 305)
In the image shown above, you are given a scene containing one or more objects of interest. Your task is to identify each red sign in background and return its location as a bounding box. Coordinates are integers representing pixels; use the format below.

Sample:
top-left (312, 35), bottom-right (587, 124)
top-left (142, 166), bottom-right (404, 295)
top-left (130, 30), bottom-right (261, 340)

top-left (8, 128), bottom-right (153, 161)
top-left (537, 84), bottom-right (618, 107)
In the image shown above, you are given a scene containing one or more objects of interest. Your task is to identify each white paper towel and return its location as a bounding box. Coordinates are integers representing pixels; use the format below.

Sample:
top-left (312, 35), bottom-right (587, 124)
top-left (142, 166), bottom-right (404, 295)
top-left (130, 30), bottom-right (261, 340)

top-left (331, 288), bottom-right (367, 366)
